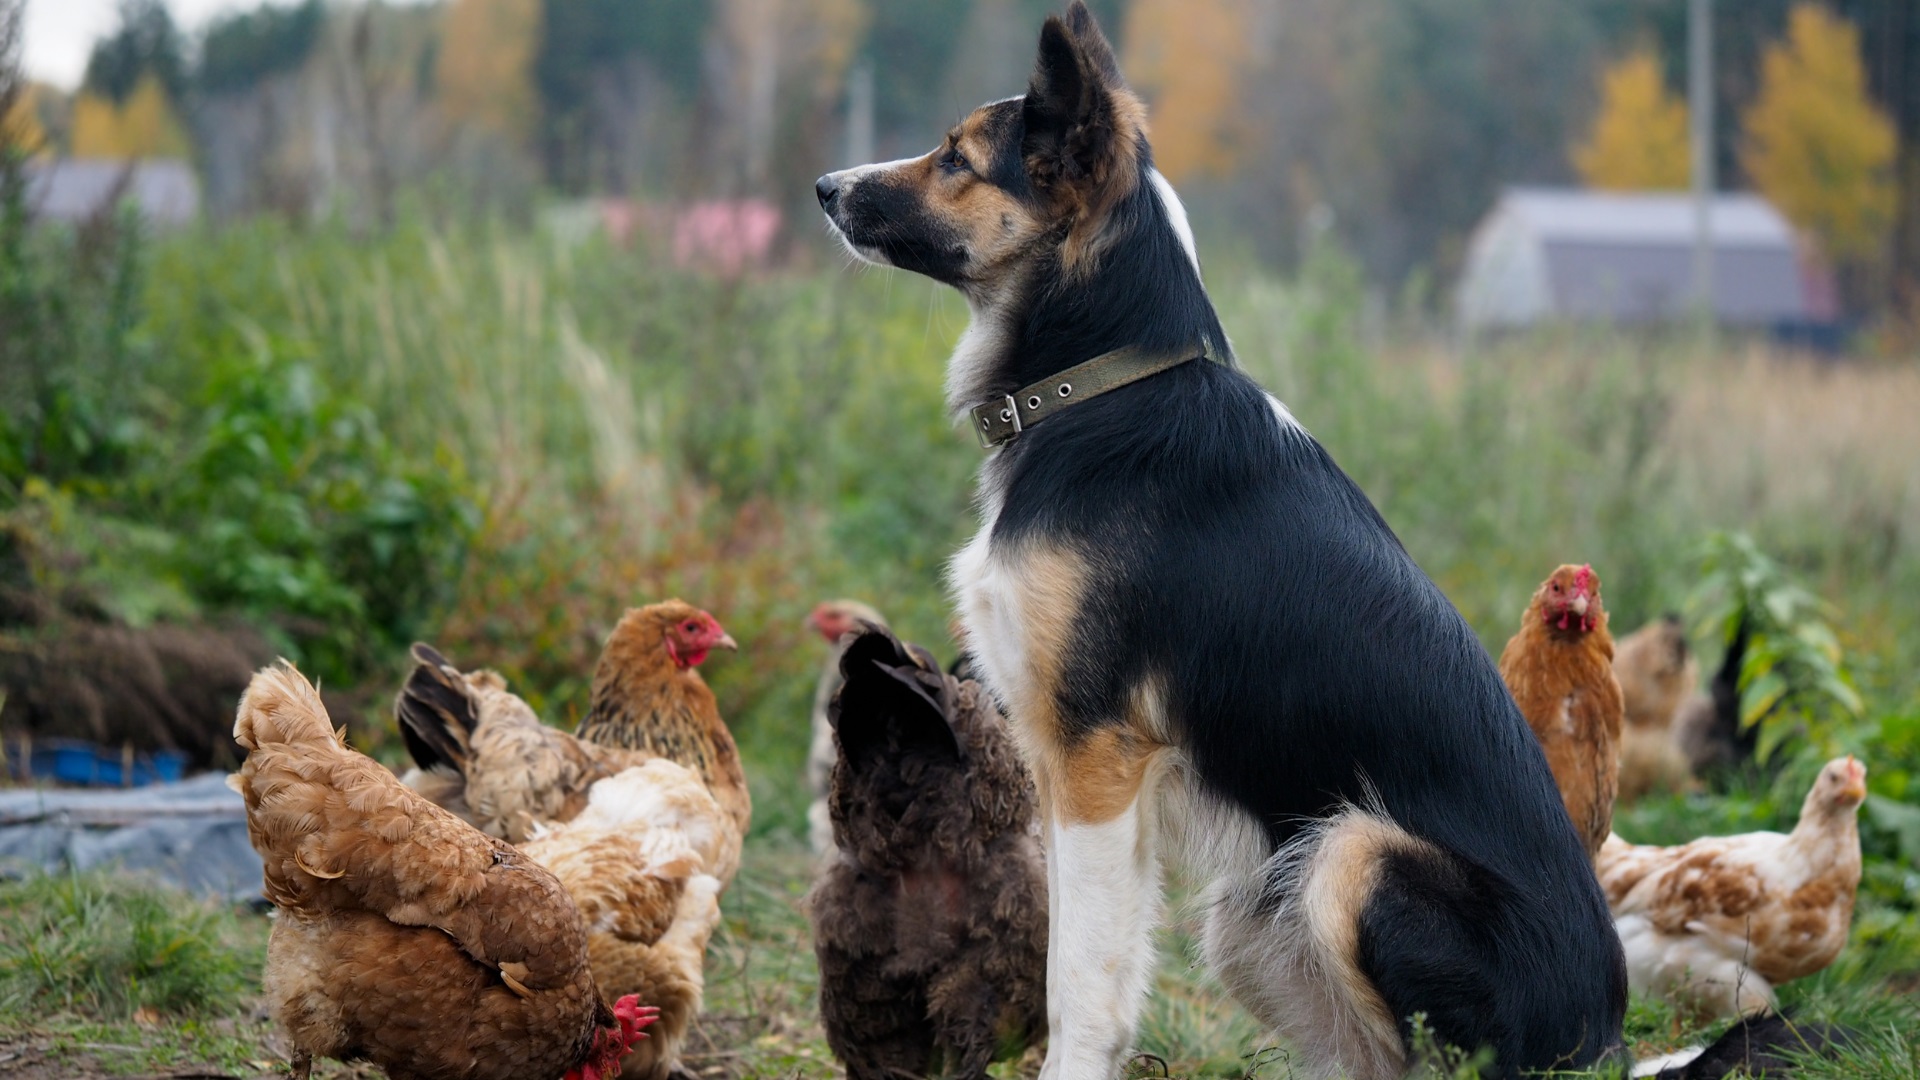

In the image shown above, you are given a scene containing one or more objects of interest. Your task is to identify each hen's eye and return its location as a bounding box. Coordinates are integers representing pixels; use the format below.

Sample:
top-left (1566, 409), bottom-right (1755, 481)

top-left (940, 148), bottom-right (969, 173)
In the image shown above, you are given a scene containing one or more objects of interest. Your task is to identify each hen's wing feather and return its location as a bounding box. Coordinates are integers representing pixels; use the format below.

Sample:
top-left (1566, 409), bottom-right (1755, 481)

top-left (237, 662), bottom-right (588, 990)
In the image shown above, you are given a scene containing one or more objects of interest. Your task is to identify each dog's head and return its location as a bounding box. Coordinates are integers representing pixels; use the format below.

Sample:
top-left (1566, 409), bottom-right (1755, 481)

top-left (815, 2), bottom-right (1156, 293)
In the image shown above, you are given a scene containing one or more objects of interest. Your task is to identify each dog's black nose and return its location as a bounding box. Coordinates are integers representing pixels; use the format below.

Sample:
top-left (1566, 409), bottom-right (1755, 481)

top-left (815, 174), bottom-right (840, 211)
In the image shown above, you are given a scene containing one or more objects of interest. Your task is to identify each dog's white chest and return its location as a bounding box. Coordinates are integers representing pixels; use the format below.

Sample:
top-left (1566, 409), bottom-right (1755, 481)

top-left (950, 526), bottom-right (1027, 707)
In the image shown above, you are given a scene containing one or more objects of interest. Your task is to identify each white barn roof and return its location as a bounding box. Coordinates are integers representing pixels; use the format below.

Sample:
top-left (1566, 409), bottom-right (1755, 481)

top-left (1456, 187), bottom-right (1819, 329)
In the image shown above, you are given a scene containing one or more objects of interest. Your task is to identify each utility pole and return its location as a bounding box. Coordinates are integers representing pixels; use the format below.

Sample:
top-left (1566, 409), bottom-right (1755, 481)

top-left (845, 59), bottom-right (874, 169)
top-left (1689, 0), bottom-right (1715, 323)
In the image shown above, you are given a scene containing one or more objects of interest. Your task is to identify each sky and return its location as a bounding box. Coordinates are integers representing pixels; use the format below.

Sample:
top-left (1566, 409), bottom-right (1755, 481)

top-left (24, 0), bottom-right (244, 88)
top-left (20, 0), bottom-right (424, 90)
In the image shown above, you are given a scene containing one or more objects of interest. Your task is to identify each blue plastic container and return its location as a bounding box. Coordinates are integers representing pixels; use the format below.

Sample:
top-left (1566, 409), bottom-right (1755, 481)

top-left (14, 739), bottom-right (191, 787)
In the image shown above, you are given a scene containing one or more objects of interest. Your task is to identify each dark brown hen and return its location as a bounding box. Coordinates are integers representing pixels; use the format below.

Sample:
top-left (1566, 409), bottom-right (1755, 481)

top-left (807, 623), bottom-right (1047, 1080)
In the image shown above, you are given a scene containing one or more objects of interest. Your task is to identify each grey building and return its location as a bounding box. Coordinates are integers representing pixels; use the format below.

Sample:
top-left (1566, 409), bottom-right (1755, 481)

top-left (23, 158), bottom-right (201, 227)
top-left (1456, 188), bottom-right (1830, 330)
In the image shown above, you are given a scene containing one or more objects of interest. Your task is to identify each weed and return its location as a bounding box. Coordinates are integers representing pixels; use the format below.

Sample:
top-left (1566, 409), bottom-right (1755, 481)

top-left (0, 871), bottom-right (261, 1020)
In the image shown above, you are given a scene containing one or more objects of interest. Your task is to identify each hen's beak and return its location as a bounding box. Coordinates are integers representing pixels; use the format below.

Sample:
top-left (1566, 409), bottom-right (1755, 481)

top-left (1570, 593), bottom-right (1591, 616)
top-left (1841, 755), bottom-right (1867, 801)
top-left (714, 632), bottom-right (740, 652)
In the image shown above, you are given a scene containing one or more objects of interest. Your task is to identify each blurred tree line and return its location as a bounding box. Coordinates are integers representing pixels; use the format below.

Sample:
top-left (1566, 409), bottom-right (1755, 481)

top-left (15, 0), bottom-right (1919, 316)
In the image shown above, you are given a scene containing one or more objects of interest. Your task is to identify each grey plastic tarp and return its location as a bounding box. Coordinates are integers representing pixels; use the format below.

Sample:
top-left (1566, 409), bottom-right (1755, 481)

top-left (0, 773), bottom-right (263, 902)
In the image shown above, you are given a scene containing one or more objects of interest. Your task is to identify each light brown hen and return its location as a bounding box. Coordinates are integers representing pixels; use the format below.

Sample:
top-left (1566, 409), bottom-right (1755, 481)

top-left (232, 661), bottom-right (656, 1080)
top-left (1613, 615), bottom-right (1701, 803)
top-left (1498, 563), bottom-right (1624, 861)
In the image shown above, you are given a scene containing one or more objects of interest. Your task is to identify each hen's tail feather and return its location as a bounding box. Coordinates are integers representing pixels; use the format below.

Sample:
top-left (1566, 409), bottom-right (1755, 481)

top-left (233, 660), bottom-right (336, 751)
top-left (395, 642), bottom-right (478, 774)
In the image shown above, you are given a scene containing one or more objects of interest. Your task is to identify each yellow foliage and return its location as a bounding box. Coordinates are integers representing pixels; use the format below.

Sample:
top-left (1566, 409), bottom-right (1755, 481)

top-left (1122, 0), bottom-right (1260, 183)
top-left (70, 74), bottom-right (190, 159)
top-left (3, 83), bottom-right (49, 156)
top-left (1741, 4), bottom-right (1897, 261)
top-left (437, 0), bottom-right (540, 142)
top-left (1572, 46), bottom-right (1690, 191)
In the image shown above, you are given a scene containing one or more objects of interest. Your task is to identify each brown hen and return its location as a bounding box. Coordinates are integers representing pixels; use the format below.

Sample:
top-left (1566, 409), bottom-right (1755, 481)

top-left (232, 661), bottom-right (656, 1080)
top-left (574, 600), bottom-right (751, 842)
top-left (1498, 563), bottom-right (1624, 861)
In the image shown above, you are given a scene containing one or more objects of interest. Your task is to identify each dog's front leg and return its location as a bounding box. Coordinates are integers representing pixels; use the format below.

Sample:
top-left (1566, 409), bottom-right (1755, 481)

top-left (1037, 735), bottom-right (1163, 1080)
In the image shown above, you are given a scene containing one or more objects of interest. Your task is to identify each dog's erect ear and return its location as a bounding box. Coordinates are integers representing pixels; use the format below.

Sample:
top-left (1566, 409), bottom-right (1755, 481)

top-left (1023, 17), bottom-right (1100, 183)
top-left (1022, 4), bottom-right (1145, 269)
top-left (1063, 1), bottom-right (1122, 85)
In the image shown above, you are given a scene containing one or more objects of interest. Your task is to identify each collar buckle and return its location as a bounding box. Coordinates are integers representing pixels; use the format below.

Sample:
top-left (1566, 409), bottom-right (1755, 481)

top-left (968, 343), bottom-right (1205, 451)
top-left (973, 394), bottom-right (1021, 449)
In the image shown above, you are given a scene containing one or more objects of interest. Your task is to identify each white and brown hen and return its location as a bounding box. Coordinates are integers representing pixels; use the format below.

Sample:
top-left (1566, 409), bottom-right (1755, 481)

top-left (1598, 756), bottom-right (1867, 1020)
top-left (398, 644), bottom-right (733, 1080)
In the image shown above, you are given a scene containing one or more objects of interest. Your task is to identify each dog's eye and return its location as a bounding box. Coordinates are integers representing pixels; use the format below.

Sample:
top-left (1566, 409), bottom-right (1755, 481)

top-left (940, 148), bottom-right (970, 173)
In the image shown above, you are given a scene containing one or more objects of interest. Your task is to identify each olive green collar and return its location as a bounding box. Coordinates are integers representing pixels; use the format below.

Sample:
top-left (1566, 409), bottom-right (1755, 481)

top-left (969, 343), bottom-right (1206, 449)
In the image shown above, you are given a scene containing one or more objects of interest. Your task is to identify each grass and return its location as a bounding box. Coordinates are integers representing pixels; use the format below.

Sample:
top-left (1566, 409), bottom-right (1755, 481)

top-left (0, 827), bottom-right (1912, 1079)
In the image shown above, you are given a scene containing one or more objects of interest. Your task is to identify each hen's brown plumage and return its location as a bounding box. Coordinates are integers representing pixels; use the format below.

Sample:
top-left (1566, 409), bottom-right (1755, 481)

top-left (1498, 564), bottom-right (1623, 861)
top-left (396, 644), bottom-right (736, 1080)
top-left (233, 662), bottom-right (626, 1080)
top-left (574, 601), bottom-right (751, 843)
top-left (807, 624), bottom-right (1047, 1080)
top-left (1598, 757), bottom-right (1866, 1019)
top-left (1613, 615), bottom-right (1701, 803)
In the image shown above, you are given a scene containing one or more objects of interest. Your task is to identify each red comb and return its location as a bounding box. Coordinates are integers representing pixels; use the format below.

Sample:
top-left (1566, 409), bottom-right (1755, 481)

top-left (612, 995), bottom-right (658, 1050)
top-left (1573, 564), bottom-right (1594, 591)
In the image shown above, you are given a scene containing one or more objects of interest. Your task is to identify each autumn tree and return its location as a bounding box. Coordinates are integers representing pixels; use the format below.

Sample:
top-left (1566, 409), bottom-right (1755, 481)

top-left (71, 0), bottom-right (189, 160)
top-left (438, 0), bottom-right (539, 143)
top-left (0, 0), bottom-right (27, 157)
top-left (1, 81), bottom-right (42, 157)
top-left (1741, 4), bottom-right (1896, 263)
top-left (1121, 0), bottom-right (1262, 183)
top-left (1572, 45), bottom-right (1690, 190)
top-left (71, 74), bottom-right (189, 158)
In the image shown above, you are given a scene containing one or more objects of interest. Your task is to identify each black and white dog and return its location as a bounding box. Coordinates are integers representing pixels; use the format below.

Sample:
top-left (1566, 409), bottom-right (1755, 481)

top-left (814, 6), bottom-right (1626, 1077)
